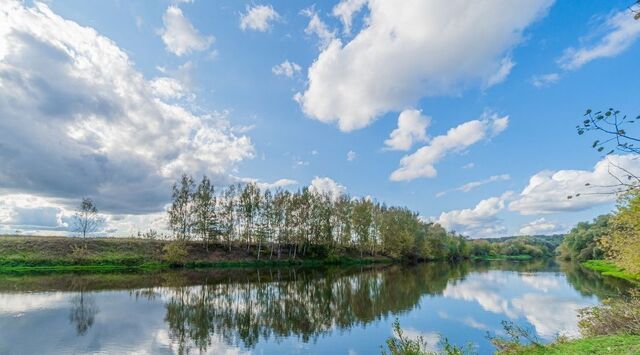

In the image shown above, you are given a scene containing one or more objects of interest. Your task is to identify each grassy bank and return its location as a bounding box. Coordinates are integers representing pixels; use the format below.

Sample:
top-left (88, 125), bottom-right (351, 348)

top-left (0, 236), bottom-right (392, 273)
top-left (503, 335), bottom-right (640, 354)
top-left (582, 260), bottom-right (640, 282)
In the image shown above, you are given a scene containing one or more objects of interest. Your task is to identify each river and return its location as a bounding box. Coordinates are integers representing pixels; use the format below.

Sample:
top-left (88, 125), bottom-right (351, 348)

top-left (0, 260), bottom-right (632, 354)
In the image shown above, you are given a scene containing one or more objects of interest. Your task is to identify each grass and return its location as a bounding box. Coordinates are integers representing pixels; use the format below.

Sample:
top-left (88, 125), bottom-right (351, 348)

top-left (582, 260), bottom-right (640, 282)
top-left (0, 235), bottom-right (392, 273)
top-left (503, 335), bottom-right (640, 354)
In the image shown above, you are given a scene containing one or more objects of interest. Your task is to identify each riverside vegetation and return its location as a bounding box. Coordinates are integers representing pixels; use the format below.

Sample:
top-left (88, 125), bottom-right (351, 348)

top-left (0, 174), bottom-right (562, 272)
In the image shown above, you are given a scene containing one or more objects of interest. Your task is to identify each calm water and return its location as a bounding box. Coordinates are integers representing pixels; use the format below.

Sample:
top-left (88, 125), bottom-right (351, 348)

top-left (0, 260), bottom-right (632, 355)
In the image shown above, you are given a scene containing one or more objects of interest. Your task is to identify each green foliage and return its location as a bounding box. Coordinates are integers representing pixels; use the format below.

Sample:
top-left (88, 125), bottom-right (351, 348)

top-left (557, 215), bottom-right (609, 262)
top-left (488, 321), bottom-right (543, 354)
top-left (600, 190), bottom-right (640, 275)
top-left (162, 241), bottom-right (188, 266)
top-left (381, 319), bottom-right (472, 355)
top-left (468, 236), bottom-right (560, 260)
top-left (165, 175), bottom-right (483, 262)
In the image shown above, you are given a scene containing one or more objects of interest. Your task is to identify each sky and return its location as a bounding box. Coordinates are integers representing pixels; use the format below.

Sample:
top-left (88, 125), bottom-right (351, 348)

top-left (0, 0), bottom-right (639, 238)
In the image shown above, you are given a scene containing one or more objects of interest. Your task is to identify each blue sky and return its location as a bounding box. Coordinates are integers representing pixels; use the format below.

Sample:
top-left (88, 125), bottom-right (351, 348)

top-left (0, 0), bottom-right (639, 237)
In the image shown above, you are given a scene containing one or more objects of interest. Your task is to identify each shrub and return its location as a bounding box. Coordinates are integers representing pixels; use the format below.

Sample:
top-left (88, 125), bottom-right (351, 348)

top-left (163, 241), bottom-right (188, 266)
top-left (381, 319), bottom-right (472, 355)
top-left (488, 320), bottom-right (543, 353)
top-left (70, 244), bottom-right (91, 263)
top-left (578, 290), bottom-right (640, 337)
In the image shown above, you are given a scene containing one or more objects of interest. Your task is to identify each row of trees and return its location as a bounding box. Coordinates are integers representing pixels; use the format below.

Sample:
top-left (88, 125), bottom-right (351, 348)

top-left (166, 174), bottom-right (473, 261)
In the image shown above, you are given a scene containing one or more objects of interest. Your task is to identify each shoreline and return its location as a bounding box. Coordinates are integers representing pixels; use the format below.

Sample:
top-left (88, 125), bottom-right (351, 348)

top-left (0, 235), bottom-right (553, 274)
top-left (581, 260), bottom-right (640, 283)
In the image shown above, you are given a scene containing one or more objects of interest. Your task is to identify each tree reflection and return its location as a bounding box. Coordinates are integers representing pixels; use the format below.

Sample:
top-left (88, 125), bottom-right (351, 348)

top-left (163, 263), bottom-right (469, 353)
top-left (559, 260), bottom-right (633, 299)
top-left (69, 291), bottom-right (99, 336)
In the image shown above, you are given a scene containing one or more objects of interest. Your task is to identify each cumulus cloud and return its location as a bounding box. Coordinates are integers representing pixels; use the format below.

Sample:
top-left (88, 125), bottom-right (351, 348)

top-left (0, 1), bottom-right (254, 216)
top-left (309, 177), bottom-right (347, 200)
top-left (347, 150), bottom-right (357, 161)
top-left (240, 4), bottom-right (280, 32)
top-left (272, 60), bottom-right (302, 78)
top-left (0, 194), bottom-right (69, 233)
top-left (436, 174), bottom-right (510, 197)
top-left (301, 7), bottom-right (336, 50)
top-left (332, 0), bottom-right (367, 35)
top-left (559, 10), bottom-right (640, 70)
top-left (390, 113), bottom-right (509, 181)
top-left (384, 109), bottom-right (430, 151)
top-left (149, 77), bottom-right (189, 100)
top-left (295, 0), bottom-right (553, 132)
top-left (235, 177), bottom-right (298, 191)
top-left (159, 5), bottom-right (213, 56)
top-left (519, 218), bottom-right (564, 235)
top-left (509, 155), bottom-right (640, 215)
top-left (436, 192), bottom-right (513, 238)
top-left (531, 73), bottom-right (560, 88)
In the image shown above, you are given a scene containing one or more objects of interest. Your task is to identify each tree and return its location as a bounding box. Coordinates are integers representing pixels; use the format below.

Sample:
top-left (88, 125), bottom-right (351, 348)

top-left (573, 108), bottom-right (640, 197)
top-left (600, 189), bottom-right (640, 274)
top-left (192, 175), bottom-right (218, 251)
top-left (72, 198), bottom-right (103, 238)
top-left (168, 174), bottom-right (195, 241)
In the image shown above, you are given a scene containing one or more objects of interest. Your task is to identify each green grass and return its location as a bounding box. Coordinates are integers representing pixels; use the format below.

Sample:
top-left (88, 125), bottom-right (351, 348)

top-left (0, 236), bottom-right (393, 273)
top-left (582, 260), bottom-right (640, 282)
top-left (504, 335), bottom-right (640, 354)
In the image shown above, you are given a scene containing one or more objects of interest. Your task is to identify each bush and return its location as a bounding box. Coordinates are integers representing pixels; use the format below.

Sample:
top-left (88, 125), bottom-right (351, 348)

top-left (488, 320), bottom-right (543, 353)
top-left (70, 244), bottom-right (91, 263)
top-left (163, 241), bottom-right (188, 266)
top-left (578, 290), bottom-right (640, 337)
top-left (381, 319), bottom-right (471, 355)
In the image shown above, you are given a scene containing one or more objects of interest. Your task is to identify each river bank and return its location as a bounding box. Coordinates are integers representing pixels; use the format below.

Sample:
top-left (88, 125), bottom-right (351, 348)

top-left (0, 236), bottom-right (393, 272)
top-left (581, 260), bottom-right (640, 282)
top-left (0, 235), bottom-right (555, 273)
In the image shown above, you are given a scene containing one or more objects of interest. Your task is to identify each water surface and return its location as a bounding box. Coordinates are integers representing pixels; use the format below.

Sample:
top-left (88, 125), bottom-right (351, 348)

top-left (0, 260), bottom-right (631, 354)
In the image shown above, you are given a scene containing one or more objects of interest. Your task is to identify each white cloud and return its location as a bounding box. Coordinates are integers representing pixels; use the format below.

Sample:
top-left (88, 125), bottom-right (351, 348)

top-left (485, 57), bottom-right (515, 88)
top-left (236, 177), bottom-right (298, 191)
top-left (0, 1), bottom-right (254, 217)
top-left (443, 272), bottom-right (518, 318)
top-left (559, 10), bottom-right (640, 70)
top-left (390, 113), bottom-right (509, 181)
top-left (295, 0), bottom-right (553, 132)
top-left (437, 174), bottom-right (510, 197)
top-left (301, 7), bottom-right (336, 50)
top-left (332, 0), bottom-right (367, 35)
top-left (384, 109), bottom-right (430, 151)
top-left (347, 150), bottom-right (357, 161)
top-left (436, 192), bottom-right (512, 238)
top-left (240, 4), bottom-right (280, 32)
top-left (272, 60), bottom-right (302, 78)
top-left (511, 293), bottom-right (586, 339)
top-left (531, 73), bottom-right (560, 88)
top-left (462, 163), bottom-right (475, 169)
top-left (159, 5), bottom-right (213, 56)
top-left (519, 218), bottom-right (563, 235)
top-left (0, 194), bottom-right (69, 233)
top-left (309, 177), bottom-right (347, 201)
top-left (509, 155), bottom-right (640, 215)
top-left (149, 77), bottom-right (188, 100)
